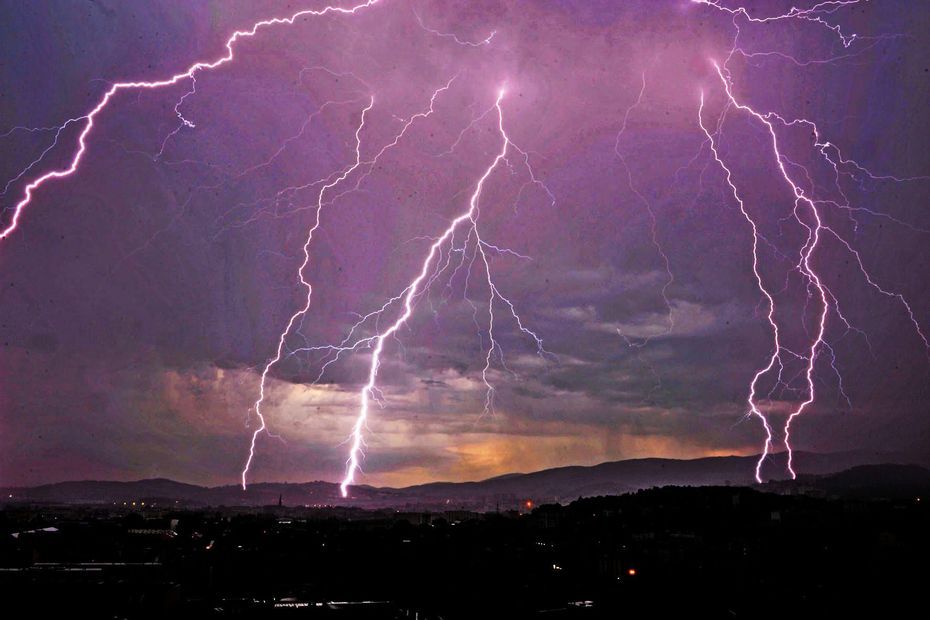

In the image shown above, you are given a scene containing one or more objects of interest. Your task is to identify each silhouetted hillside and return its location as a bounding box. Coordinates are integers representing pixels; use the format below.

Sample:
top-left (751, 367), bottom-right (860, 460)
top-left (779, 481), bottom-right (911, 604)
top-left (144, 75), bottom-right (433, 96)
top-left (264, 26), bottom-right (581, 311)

top-left (1, 450), bottom-right (907, 508)
top-left (789, 464), bottom-right (930, 498)
top-left (398, 450), bottom-right (901, 501)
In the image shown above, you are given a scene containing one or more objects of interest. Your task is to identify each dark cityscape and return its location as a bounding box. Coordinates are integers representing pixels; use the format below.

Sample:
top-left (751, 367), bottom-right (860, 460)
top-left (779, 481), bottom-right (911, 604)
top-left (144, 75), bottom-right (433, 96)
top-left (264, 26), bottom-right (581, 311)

top-left (2, 463), bottom-right (929, 617)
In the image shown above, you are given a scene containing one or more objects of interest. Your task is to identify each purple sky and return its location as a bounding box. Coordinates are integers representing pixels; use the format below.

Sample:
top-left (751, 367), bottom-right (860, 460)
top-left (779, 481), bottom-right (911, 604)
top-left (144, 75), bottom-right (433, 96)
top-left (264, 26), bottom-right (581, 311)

top-left (1, 0), bottom-right (928, 488)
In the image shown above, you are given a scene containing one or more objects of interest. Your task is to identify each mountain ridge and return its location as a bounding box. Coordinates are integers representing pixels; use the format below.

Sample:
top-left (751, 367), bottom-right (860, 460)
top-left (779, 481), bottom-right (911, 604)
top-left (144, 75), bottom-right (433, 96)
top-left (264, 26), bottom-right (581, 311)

top-left (2, 450), bottom-right (911, 508)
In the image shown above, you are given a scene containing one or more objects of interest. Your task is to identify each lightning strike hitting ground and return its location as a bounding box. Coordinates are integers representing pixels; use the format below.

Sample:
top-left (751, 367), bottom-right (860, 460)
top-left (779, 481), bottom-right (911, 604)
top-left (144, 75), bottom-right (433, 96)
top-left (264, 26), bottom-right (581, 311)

top-left (241, 75), bottom-right (479, 489)
top-left (695, 0), bottom-right (929, 481)
top-left (338, 89), bottom-right (551, 496)
top-left (241, 97), bottom-right (375, 490)
top-left (698, 92), bottom-right (778, 483)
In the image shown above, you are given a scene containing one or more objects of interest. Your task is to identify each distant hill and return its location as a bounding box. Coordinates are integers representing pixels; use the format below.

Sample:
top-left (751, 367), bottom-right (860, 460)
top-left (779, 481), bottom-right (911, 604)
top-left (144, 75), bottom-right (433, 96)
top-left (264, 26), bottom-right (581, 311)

top-left (1, 450), bottom-right (909, 509)
top-left (0, 478), bottom-right (398, 508)
top-left (396, 450), bottom-right (903, 501)
top-left (781, 464), bottom-right (930, 498)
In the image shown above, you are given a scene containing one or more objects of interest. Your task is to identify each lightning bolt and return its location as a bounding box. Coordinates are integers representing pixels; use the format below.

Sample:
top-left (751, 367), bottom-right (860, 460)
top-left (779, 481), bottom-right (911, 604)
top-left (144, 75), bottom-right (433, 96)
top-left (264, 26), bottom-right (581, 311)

top-left (614, 70), bottom-right (675, 349)
top-left (340, 88), bottom-right (550, 497)
top-left (230, 82), bottom-right (549, 497)
top-left (691, 0), bottom-right (866, 48)
top-left (695, 0), bottom-right (929, 481)
top-left (698, 91), bottom-right (778, 483)
top-left (0, 0), bottom-right (381, 242)
top-left (412, 7), bottom-right (497, 48)
top-left (154, 76), bottom-right (198, 160)
top-left (241, 95), bottom-right (376, 490)
top-left (241, 74), bottom-right (469, 489)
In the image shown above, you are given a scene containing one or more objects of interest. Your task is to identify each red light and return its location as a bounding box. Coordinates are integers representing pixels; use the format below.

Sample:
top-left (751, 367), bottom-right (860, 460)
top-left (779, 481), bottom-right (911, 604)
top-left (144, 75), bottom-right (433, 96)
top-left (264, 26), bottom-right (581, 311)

top-left (627, 568), bottom-right (637, 576)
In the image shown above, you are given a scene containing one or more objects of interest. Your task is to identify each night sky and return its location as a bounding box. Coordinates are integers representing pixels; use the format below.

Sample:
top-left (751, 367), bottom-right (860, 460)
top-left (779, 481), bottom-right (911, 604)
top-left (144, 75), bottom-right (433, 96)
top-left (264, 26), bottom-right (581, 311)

top-left (1, 0), bottom-right (928, 488)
